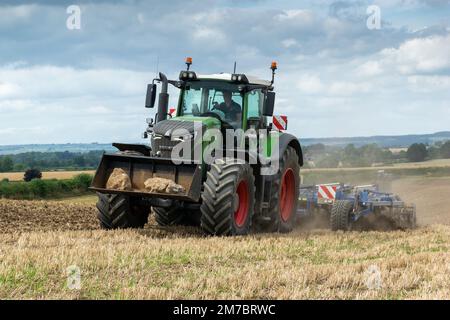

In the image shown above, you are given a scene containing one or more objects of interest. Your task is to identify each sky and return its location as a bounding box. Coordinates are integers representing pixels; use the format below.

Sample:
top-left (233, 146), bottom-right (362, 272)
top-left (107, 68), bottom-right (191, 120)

top-left (0, 0), bottom-right (449, 144)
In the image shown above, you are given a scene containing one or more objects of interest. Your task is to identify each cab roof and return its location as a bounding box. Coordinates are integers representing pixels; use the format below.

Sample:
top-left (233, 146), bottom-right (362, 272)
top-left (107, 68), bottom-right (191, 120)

top-left (196, 73), bottom-right (272, 87)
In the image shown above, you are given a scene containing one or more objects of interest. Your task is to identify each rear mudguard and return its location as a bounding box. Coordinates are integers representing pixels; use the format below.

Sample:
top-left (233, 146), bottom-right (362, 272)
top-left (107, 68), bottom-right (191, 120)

top-left (278, 133), bottom-right (303, 166)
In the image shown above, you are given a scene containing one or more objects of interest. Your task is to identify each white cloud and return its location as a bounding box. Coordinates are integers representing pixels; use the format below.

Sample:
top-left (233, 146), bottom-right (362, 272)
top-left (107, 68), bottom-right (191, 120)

top-left (0, 63), bottom-right (154, 144)
top-left (295, 75), bottom-right (371, 96)
top-left (329, 81), bottom-right (372, 96)
top-left (0, 4), bottom-right (37, 24)
top-left (296, 74), bottom-right (324, 94)
top-left (356, 61), bottom-right (383, 77)
top-left (407, 75), bottom-right (450, 91)
top-left (275, 9), bottom-right (314, 23)
top-left (380, 35), bottom-right (450, 74)
top-left (137, 13), bottom-right (145, 24)
top-left (281, 38), bottom-right (298, 48)
top-left (0, 64), bottom-right (150, 99)
top-left (0, 126), bottom-right (50, 136)
top-left (0, 82), bottom-right (21, 98)
top-left (0, 99), bottom-right (33, 112)
top-left (86, 105), bottom-right (111, 114)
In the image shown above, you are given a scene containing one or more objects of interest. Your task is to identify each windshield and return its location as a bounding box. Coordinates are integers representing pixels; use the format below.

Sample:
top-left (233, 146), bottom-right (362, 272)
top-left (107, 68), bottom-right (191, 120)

top-left (180, 81), bottom-right (244, 128)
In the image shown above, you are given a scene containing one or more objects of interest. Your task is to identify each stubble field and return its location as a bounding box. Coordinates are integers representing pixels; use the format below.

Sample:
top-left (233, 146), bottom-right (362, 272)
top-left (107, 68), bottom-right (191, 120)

top-left (0, 176), bottom-right (449, 299)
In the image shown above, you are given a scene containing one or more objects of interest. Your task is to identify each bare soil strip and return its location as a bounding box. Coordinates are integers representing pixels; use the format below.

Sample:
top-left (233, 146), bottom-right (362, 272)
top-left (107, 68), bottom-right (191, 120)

top-left (0, 200), bottom-right (98, 233)
top-left (392, 177), bottom-right (450, 226)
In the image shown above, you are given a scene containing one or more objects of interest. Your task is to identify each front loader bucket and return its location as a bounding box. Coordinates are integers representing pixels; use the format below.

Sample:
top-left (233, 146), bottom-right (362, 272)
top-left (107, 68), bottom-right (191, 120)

top-left (89, 153), bottom-right (202, 202)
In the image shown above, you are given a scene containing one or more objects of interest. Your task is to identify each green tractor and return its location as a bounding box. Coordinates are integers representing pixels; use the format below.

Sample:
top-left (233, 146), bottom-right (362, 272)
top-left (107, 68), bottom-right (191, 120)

top-left (90, 58), bottom-right (303, 236)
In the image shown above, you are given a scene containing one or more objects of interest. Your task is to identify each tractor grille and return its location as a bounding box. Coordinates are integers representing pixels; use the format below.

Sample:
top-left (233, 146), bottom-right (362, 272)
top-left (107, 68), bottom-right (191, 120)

top-left (151, 135), bottom-right (180, 158)
top-left (151, 120), bottom-right (205, 160)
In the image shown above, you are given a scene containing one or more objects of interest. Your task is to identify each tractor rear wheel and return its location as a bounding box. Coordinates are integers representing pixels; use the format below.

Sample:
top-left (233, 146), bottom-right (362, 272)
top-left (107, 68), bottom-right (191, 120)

top-left (96, 193), bottom-right (150, 229)
top-left (265, 146), bottom-right (300, 233)
top-left (153, 206), bottom-right (201, 226)
top-left (330, 200), bottom-right (353, 231)
top-left (200, 159), bottom-right (255, 236)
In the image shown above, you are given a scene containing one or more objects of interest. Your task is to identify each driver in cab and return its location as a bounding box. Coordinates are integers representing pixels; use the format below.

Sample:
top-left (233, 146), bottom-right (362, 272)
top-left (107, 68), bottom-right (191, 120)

top-left (215, 90), bottom-right (242, 122)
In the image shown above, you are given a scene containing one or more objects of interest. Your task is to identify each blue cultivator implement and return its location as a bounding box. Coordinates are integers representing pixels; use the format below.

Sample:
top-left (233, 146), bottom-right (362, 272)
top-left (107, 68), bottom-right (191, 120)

top-left (298, 183), bottom-right (416, 231)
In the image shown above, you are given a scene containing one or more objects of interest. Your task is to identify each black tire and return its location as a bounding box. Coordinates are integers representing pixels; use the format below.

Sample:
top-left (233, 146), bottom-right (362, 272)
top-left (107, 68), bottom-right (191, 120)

top-left (265, 146), bottom-right (300, 233)
top-left (153, 206), bottom-right (201, 226)
top-left (200, 159), bottom-right (255, 236)
top-left (330, 200), bottom-right (353, 231)
top-left (96, 193), bottom-right (150, 229)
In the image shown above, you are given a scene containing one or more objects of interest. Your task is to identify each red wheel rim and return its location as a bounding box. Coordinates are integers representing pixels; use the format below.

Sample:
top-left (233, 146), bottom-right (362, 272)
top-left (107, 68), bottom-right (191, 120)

top-left (234, 180), bottom-right (249, 227)
top-left (280, 168), bottom-right (295, 222)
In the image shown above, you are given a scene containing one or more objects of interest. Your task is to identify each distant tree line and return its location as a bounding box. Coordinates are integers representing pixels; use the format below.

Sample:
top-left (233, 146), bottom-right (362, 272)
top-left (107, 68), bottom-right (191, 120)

top-left (1, 141), bottom-right (450, 172)
top-left (0, 173), bottom-right (92, 199)
top-left (0, 150), bottom-right (103, 172)
top-left (304, 140), bottom-right (450, 168)
top-left (405, 141), bottom-right (450, 162)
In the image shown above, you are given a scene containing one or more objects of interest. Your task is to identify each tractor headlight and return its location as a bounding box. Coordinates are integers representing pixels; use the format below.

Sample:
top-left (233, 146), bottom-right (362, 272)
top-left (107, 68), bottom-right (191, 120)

top-left (231, 74), bottom-right (248, 84)
top-left (179, 71), bottom-right (197, 81)
top-left (171, 133), bottom-right (193, 142)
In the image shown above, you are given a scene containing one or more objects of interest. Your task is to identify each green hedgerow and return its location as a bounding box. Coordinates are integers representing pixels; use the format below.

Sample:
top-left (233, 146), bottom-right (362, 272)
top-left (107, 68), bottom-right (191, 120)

top-left (0, 174), bottom-right (93, 200)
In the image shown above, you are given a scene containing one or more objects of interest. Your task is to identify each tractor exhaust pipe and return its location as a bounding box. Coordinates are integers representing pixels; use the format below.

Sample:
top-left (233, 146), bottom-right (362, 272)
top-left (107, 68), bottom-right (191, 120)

top-left (156, 72), bottom-right (169, 123)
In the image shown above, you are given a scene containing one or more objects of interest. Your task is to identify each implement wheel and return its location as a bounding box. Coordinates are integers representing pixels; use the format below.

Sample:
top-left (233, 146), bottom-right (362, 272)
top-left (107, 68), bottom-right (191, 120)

top-left (330, 200), bottom-right (354, 231)
top-left (200, 159), bottom-right (255, 236)
top-left (96, 193), bottom-right (150, 229)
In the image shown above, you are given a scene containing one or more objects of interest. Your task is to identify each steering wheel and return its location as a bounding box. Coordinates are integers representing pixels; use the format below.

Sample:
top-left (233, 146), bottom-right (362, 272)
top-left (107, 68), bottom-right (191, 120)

top-left (211, 101), bottom-right (219, 110)
top-left (200, 111), bottom-right (223, 122)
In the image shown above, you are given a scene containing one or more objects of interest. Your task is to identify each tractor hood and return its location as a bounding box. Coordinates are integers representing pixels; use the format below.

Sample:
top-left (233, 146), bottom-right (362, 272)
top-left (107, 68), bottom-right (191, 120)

top-left (153, 116), bottom-right (221, 137)
top-left (171, 116), bottom-right (221, 128)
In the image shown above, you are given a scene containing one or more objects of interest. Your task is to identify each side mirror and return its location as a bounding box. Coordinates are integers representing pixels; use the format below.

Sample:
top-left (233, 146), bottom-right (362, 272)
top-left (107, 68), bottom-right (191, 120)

top-left (263, 91), bottom-right (275, 116)
top-left (145, 84), bottom-right (157, 108)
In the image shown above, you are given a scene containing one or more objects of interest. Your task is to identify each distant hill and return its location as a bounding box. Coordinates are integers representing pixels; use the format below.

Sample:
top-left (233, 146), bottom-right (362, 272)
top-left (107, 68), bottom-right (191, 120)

top-left (301, 131), bottom-right (450, 148)
top-left (0, 143), bottom-right (116, 155)
top-left (1, 131), bottom-right (450, 154)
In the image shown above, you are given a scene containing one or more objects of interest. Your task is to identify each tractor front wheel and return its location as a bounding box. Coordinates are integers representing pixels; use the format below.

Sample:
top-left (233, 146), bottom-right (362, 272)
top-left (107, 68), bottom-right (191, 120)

top-left (200, 159), bottom-right (255, 236)
top-left (153, 206), bottom-right (201, 226)
top-left (330, 200), bottom-right (353, 231)
top-left (96, 193), bottom-right (150, 229)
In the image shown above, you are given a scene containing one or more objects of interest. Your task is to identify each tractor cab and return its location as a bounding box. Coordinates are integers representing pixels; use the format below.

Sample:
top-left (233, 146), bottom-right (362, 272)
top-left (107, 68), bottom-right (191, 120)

top-left (175, 72), bottom-right (274, 132)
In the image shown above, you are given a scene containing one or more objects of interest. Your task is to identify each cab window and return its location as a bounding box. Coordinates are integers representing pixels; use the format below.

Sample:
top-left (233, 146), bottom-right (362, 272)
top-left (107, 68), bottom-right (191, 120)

top-left (246, 89), bottom-right (263, 118)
